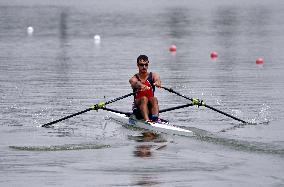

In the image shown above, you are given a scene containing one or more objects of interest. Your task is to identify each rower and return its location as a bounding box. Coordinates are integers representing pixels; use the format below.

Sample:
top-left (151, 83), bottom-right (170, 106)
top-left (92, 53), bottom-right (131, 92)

top-left (129, 55), bottom-right (162, 123)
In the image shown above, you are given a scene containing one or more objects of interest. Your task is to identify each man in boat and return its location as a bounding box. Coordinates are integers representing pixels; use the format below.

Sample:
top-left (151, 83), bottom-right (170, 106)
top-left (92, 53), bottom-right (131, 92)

top-left (129, 55), bottom-right (162, 122)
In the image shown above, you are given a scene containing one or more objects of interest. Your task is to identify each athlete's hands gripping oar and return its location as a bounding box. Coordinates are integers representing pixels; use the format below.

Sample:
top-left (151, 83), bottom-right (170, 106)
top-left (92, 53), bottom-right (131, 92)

top-left (42, 92), bottom-right (135, 128)
top-left (161, 86), bottom-right (248, 124)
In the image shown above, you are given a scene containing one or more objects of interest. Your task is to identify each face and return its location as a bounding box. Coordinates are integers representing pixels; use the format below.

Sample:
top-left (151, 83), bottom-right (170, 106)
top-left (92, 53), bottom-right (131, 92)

top-left (137, 60), bottom-right (149, 73)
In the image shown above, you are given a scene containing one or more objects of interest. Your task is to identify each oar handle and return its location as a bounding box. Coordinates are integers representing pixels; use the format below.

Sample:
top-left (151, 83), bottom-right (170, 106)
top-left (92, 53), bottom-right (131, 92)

top-left (161, 86), bottom-right (193, 101)
top-left (159, 103), bottom-right (194, 113)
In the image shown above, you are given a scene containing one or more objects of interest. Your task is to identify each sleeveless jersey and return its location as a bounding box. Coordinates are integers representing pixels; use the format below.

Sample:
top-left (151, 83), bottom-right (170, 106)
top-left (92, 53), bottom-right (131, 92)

top-left (133, 72), bottom-right (155, 100)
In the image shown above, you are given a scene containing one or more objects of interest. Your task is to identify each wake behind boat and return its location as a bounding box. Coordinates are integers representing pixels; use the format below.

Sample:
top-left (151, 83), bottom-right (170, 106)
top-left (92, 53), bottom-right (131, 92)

top-left (108, 111), bottom-right (194, 137)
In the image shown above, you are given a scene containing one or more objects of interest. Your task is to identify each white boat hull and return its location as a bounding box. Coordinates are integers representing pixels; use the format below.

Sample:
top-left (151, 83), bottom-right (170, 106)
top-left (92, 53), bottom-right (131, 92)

top-left (109, 112), bottom-right (193, 137)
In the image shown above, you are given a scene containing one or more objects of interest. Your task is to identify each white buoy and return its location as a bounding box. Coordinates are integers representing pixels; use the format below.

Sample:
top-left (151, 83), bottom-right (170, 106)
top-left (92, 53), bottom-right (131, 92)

top-left (94, 34), bottom-right (101, 44)
top-left (27, 26), bottom-right (34, 35)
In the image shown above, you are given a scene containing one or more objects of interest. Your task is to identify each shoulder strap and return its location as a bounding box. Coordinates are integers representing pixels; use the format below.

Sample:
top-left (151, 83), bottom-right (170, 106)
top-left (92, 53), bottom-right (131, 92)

top-left (135, 74), bottom-right (140, 81)
top-left (147, 72), bottom-right (155, 92)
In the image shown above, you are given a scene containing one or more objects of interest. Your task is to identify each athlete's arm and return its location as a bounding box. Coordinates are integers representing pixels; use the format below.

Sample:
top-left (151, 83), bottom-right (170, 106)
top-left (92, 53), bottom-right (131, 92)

top-left (129, 76), bottom-right (149, 91)
top-left (129, 76), bottom-right (138, 89)
top-left (152, 72), bottom-right (161, 88)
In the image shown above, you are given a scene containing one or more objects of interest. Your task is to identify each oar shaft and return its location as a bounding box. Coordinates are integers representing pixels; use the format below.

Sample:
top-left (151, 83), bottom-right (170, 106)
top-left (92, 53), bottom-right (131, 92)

top-left (204, 104), bottom-right (247, 123)
top-left (101, 107), bottom-right (132, 116)
top-left (105, 92), bottom-right (134, 105)
top-left (42, 108), bottom-right (92, 127)
top-left (42, 91), bottom-right (135, 128)
top-left (161, 86), bottom-right (193, 102)
top-left (159, 103), bottom-right (194, 113)
top-left (102, 103), bottom-right (194, 116)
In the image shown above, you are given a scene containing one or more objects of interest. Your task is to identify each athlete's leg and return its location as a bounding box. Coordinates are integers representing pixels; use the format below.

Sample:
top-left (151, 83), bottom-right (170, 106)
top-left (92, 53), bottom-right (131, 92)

top-left (148, 97), bottom-right (159, 119)
top-left (135, 96), bottom-right (150, 121)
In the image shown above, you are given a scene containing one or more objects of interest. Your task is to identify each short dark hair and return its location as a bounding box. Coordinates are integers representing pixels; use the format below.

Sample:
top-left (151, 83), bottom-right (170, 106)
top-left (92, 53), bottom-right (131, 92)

top-left (137, 55), bottom-right (149, 63)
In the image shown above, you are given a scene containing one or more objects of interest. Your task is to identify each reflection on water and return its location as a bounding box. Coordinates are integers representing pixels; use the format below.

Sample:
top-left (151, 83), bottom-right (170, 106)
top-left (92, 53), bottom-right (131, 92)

top-left (167, 7), bottom-right (190, 39)
top-left (56, 9), bottom-right (70, 89)
top-left (128, 132), bottom-right (166, 143)
top-left (59, 11), bottom-right (68, 41)
top-left (134, 145), bottom-right (152, 158)
top-left (130, 132), bottom-right (167, 158)
top-left (134, 176), bottom-right (160, 187)
top-left (130, 132), bottom-right (165, 186)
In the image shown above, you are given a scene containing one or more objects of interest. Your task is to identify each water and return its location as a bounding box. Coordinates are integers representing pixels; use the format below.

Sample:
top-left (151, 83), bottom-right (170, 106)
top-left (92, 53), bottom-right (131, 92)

top-left (1, 0), bottom-right (284, 186)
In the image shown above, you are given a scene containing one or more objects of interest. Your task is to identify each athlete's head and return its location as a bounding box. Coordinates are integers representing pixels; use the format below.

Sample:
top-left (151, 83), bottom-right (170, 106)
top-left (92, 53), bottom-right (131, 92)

top-left (137, 55), bottom-right (149, 64)
top-left (137, 55), bottom-right (149, 73)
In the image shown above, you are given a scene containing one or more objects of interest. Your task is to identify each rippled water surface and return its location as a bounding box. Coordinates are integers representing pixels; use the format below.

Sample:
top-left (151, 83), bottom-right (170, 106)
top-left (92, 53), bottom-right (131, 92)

top-left (1, 0), bottom-right (284, 186)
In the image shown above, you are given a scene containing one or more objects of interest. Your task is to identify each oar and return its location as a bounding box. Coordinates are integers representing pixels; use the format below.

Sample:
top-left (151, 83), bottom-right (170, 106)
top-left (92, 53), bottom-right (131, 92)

top-left (42, 92), bottom-right (135, 127)
top-left (102, 103), bottom-right (194, 116)
top-left (101, 107), bottom-right (132, 116)
top-left (159, 103), bottom-right (194, 113)
top-left (161, 86), bottom-right (248, 124)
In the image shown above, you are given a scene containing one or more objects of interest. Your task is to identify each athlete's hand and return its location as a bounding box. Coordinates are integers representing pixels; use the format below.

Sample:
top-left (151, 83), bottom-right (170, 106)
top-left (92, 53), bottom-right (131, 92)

top-left (140, 84), bottom-right (150, 91)
top-left (154, 81), bottom-right (161, 88)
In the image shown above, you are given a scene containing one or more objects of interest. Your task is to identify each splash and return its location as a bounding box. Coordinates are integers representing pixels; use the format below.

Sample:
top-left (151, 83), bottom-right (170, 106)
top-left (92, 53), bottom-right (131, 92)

top-left (256, 103), bottom-right (272, 123)
top-left (217, 103), bottom-right (272, 132)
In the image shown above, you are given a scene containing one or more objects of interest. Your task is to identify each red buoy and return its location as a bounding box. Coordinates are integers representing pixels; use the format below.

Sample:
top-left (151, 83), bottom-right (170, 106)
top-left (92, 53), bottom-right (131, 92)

top-left (256, 58), bottom-right (264, 65)
top-left (210, 51), bottom-right (218, 59)
top-left (169, 45), bottom-right (177, 52)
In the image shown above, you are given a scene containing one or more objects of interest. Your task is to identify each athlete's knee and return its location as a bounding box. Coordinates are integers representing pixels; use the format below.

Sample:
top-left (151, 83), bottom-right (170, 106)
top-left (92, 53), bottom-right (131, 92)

top-left (140, 96), bottom-right (149, 104)
top-left (154, 97), bottom-right (158, 103)
top-left (149, 97), bottom-right (158, 104)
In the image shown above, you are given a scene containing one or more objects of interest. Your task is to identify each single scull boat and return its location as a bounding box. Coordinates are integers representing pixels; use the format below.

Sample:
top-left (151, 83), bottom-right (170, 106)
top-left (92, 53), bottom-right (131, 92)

top-left (108, 111), bottom-right (194, 137)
